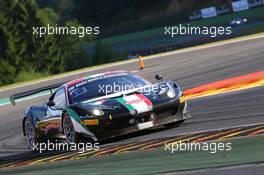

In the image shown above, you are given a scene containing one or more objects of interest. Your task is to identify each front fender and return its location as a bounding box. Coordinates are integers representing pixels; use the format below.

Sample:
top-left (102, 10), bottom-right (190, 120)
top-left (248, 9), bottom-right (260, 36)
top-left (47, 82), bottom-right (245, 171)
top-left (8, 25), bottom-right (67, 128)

top-left (22, 106), bottom-right (38, 136)
top-left (63, 107), bottom-right (97, 140)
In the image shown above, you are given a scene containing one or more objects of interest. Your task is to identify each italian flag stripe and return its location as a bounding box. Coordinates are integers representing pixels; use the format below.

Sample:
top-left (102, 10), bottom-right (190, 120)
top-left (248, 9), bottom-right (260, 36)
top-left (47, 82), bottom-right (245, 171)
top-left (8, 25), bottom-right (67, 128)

top-left (117, 94), bottom-right (153, 113)
top-left (136, 94), bottom-right (152, 106)
top-left (117, 98), bottom-right (134, 111)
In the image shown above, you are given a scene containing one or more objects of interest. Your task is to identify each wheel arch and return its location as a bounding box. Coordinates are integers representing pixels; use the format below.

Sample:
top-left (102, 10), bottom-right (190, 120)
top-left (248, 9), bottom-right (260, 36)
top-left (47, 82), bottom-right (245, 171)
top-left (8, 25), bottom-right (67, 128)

top-left (61, 107), bottom-right (97, 140)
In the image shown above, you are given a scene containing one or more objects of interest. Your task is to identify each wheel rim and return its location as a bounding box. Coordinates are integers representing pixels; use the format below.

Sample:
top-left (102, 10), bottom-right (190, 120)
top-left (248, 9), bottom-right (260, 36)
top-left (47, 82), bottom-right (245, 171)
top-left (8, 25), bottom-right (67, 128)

top-left (24, 120), bottom-right (37, 150)
top-left (63, 115), bottom-right (75, 143)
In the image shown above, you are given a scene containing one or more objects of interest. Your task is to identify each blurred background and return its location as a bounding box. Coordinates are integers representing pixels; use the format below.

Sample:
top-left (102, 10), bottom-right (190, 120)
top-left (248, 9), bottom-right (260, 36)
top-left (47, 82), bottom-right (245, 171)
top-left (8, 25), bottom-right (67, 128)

top-left (0, 0), bottom-right (264, 86)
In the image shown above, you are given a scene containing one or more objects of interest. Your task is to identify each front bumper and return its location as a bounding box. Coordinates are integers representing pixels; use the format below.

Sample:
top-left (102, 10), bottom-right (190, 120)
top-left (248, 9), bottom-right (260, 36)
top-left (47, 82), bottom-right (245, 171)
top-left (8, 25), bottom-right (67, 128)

top-left (90, 99), bottom-right (191, 140)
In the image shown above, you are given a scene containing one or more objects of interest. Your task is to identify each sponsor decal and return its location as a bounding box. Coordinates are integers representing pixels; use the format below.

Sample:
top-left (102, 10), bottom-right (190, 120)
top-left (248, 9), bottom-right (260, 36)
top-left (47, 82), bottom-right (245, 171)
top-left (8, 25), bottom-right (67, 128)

top-left (117, 94), bottom-right (153, 114)
top-left (83, 119), bottom-right (99, 125)
top-left (232, 0), bottom-right (249, 12)
top-left (201, 7), bottom-right (217, 19)
top-left (248, 0), bottom-right (263, 8)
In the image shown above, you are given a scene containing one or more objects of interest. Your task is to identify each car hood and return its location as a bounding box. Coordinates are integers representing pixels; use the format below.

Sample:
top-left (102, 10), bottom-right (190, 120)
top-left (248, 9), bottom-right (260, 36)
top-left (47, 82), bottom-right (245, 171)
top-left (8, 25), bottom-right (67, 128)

top-left (79, 82), bottom-right (181, 111)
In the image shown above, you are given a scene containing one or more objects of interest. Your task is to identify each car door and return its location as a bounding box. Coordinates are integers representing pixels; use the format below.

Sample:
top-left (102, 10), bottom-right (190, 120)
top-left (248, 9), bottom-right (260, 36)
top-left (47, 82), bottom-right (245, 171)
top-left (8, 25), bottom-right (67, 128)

top-left (41, 87), bottom-right (67, 137)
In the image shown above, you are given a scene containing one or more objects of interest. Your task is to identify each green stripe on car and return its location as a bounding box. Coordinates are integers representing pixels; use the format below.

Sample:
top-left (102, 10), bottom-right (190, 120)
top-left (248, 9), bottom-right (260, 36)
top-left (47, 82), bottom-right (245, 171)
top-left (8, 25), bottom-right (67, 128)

top-left (117, 98), bottom-right (134, 111)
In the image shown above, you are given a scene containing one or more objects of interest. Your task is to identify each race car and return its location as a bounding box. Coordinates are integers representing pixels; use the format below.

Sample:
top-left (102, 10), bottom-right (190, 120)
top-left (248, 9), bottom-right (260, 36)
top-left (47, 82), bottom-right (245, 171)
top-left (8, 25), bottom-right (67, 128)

top-left (229, 17), bottom-right (247, 26)
top-left (10, 71), bottom-right (191, 150)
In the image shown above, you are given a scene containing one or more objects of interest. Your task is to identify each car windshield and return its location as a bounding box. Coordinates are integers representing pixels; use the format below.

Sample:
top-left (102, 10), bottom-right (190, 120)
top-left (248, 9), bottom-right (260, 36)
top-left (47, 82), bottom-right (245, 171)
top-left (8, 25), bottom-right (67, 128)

top-left (68, 73), bottom-right (150, 104)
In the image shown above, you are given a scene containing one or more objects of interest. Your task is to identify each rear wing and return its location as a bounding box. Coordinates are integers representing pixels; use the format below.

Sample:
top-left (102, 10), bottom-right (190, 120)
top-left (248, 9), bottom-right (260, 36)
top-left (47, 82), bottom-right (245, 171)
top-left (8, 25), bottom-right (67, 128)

top-left (9, 82), bottom-right (66, 106)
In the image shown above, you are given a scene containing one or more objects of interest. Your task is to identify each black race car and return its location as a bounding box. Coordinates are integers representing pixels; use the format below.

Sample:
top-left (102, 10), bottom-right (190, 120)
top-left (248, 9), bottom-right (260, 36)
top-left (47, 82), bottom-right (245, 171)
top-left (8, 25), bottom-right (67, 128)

top-left (230, 17), bottom-right (247, 26)
top-left (10, 71), bottom-right (191, 150)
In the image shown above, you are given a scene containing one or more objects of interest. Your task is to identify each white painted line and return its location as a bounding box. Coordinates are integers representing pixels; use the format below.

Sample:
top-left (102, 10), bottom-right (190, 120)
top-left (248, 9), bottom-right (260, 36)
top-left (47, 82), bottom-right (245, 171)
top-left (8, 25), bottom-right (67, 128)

top-left (0, 102), bottom-right (9, 107)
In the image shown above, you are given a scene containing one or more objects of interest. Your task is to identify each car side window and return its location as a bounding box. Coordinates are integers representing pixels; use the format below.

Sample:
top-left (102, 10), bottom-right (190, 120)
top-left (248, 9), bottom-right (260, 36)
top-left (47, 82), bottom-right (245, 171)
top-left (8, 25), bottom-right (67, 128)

top-left (53, 88), bottom-right (66, 109)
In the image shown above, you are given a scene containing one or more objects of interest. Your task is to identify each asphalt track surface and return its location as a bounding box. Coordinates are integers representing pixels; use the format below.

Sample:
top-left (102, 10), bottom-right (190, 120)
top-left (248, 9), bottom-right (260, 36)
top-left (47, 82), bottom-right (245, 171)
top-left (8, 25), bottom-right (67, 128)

top-left (166, 163), bottom-right (264, 175)
top-left (0, 37), bottom-right (264, 172)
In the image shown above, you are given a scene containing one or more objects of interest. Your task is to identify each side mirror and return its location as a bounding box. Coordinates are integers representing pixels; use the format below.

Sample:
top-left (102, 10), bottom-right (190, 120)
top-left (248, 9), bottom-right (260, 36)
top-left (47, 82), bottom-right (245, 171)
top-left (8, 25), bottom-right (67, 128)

top-left (47, 101), bottom-right (55, 107)
top-left (155, 74), bottom-right (163, 81)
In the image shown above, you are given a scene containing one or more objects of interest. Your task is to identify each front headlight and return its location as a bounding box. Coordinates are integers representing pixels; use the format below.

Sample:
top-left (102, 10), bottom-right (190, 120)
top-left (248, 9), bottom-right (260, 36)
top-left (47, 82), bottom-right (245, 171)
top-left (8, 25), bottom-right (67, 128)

top-left (167, 89), bottom-right (176, 98)
top-left (92, 109), bottom-right (104, 116)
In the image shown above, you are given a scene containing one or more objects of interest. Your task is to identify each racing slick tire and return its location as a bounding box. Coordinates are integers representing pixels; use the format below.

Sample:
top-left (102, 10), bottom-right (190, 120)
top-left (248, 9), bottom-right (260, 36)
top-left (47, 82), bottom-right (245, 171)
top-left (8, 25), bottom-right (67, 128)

top-left (62, 113), bottom-right (80, 144)
top-left (23, 118), bottom-right (39, 151)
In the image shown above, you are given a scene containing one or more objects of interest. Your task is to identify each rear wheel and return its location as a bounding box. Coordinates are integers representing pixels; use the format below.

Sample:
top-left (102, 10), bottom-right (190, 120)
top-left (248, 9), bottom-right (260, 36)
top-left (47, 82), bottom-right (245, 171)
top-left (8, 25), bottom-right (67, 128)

top-left (24, 119), bottom-right (38, 151)
top-left (62, 114), bottom-right (79, 143)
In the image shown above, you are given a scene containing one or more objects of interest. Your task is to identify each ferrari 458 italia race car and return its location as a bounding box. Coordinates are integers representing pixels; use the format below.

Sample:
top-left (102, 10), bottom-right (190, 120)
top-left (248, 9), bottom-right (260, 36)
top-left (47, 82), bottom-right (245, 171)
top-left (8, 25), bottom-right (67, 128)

top-left (10, 71), bottom-right (191, 150)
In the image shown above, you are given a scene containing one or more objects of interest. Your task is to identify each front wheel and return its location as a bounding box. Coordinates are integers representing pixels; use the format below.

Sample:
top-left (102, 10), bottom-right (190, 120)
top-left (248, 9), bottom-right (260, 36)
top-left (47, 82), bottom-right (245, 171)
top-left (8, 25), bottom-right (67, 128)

top-left (62, 114), bottom-right (79, 144)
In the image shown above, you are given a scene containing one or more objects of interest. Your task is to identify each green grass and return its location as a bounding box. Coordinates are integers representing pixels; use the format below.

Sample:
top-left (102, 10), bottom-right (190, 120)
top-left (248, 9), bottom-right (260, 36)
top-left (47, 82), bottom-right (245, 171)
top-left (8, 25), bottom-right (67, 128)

top-left (83, 6), bottom-right (264, 48)
top-left (14, 70), bottom-right (50, 83)
top-left (1, 8), bottom-right (263, 90)
top-left (246, 23), bottom-right (264, 33)
top-left (1, 135), bottom-right (264, 175)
